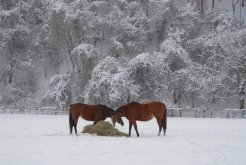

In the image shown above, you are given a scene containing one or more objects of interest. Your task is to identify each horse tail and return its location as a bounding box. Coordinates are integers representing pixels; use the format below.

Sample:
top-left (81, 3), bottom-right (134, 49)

top-left (69, 106), bottom-right (74, 134)
top-left (162, 103), bottom-right (167, 135)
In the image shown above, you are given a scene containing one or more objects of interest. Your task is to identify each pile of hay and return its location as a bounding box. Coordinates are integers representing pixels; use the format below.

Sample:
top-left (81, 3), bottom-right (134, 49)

top-left (82, 121), bottom-right (128, 137)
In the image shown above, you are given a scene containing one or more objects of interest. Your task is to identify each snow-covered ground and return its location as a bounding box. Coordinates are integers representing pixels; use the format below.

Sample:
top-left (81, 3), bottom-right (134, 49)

top-left (0, 114), bottom-right (245, 165)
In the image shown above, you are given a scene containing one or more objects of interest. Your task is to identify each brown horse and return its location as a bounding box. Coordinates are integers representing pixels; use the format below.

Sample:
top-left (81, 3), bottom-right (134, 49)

top-left (69, 103), bottom-right (115, 134)
top-left (112, 101), bottom-right (167, 137)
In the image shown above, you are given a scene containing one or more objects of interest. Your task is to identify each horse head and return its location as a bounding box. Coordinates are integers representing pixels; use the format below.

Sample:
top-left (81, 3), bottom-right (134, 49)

top-left (112, 105), bottom-right (125, 127)
top-left (112, 114), bottom-right (124, 127)
top-left (98, 104), bottom-right (115, 117)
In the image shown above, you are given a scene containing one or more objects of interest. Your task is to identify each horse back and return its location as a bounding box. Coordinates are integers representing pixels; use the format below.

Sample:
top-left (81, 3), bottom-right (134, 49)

top-left (128, 102), bottom-right (166, 121)
top-left (124, 103), bottom-right (152, 121)
top-left (148, 101), bottom-right (166, 113)
top-left (70, 103), bottom-right (99, 121)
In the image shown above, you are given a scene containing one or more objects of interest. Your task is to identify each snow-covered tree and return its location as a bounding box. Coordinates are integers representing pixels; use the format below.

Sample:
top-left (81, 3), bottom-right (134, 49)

top-left (159, 32), bottom-right (192, 107)
top-left (84, 56), bottom-right (139, 108)
top-left (42, 72), bottom-right (72, 110)
top-left (0, 0), bottom-right (245, 111)
top-left (215, 28), bottom-right (246, 109)
top-left (70, 43), bottom-right (98, 102)
top-left (128, 53), bottom-right (154, 102)
top-left (128, 52), bottom-right (174, 104)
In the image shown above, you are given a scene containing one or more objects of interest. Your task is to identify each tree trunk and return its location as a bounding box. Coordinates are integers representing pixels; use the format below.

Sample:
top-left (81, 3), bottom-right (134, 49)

top-left (239, 81), bottom-right (245, 109)
top-left (9, 73), bottom-right (12, 84)
top-left (1, 0), bottom-right (13, 10)
top-left (240, 99), bottom-right (244, 109)
top-left (200, 0), bottom-right (205, 15)
top-left (212, 0), bottom-right (215, 11)
top-left (60, 16), bottom-right (75, 70)
top-left (178, 85), bottom-right (181, 108)
top-left (232, 0), bottom-right (240, 14)
top-left (7, 41), bottom-right (14, 84)
top-left (191, 92), bottom-right (195, 108)
top-left (174, 90), bottom-right (178, 104)
top-left (127, 89), bottom-right (130, 103)
top-left (239, 0), bottom-right (242, 24)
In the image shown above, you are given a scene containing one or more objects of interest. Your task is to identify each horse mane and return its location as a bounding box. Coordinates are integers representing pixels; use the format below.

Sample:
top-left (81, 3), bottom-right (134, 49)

top-left (116, 105), bottom-right (124, 112)
top-left (116, 101), bottom-right (140, 112)
top-left (97, 104), bottom-right (114, 112)
top-left (129, 101), bottom-right (140, 105)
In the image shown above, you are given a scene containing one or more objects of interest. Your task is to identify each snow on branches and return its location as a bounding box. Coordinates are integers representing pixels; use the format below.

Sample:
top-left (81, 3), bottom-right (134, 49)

top-left (42, 73), bottom-right (71, 110)
top-left (84, 56), bottom-right (139, 108)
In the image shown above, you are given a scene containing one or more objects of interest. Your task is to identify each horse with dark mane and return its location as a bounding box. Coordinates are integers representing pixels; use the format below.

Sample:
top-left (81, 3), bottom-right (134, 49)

top-left (112, 101), bottom-right (167, 137)
top-left (69, 103), bottom-right (115, 134)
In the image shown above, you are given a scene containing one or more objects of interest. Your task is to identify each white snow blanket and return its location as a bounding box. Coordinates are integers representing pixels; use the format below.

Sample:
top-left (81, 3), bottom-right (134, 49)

top-left (0, 114), bottom-right (245, 165)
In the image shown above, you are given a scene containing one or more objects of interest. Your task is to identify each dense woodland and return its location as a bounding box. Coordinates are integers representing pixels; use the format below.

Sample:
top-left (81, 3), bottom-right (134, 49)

top-left (0, 0), bottom-right (245, 111)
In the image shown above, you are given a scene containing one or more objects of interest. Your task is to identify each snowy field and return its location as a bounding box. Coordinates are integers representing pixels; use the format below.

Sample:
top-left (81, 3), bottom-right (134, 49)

top-left (0, 114), bottom-right (246, 165)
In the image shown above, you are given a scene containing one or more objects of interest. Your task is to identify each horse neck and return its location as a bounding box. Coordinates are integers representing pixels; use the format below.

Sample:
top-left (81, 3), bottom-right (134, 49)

top-left (117, 108), bottom-right (126, 117)
top-left (105, 109), bottom-right (114, 117)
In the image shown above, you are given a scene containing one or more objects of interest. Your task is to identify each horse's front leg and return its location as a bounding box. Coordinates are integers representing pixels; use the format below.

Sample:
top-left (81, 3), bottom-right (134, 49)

top-left (93, 116), bottom-right (104, 125)
top-left (93, 120), bottom-right (98, 125)
top-left (129, 121), bottom-right (132, 136)
top-left (132, 121), bottom-right (140, 137)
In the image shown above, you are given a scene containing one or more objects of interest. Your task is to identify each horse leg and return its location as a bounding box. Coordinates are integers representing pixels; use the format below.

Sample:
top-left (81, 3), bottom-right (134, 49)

top-left (93, 115), bottom-right (102, 125)
top-left (69, 111), bottom-right (73, 134)
top-left (157, 119), bottom-right (162, 136)
top-left (129, 121), bottom-right (132, 137)
top-left (163, 124), bottom-right (166, 136)
top-left (158, 125), bottom-right (162, 136)
top-left (133, 121), bottom-right (140, 137)
top-left (93, 120), bottom-right (98, 125)
top-left (74, 117), bottom-right (79, 134)
top-left (162, 115), bottom-right (166, 136)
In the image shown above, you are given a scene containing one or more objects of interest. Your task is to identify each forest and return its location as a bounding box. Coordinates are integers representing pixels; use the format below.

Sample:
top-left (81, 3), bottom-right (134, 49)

top-left (0, 0), bottom-right (245, 111)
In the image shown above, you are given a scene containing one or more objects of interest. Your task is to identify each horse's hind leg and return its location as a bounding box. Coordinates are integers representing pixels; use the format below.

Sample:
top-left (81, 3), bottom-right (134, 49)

top-left (74, 117), bottom-right (79, 134)
top-left (132, 121), bottom-right (140, 137)
top-left (158, 120), bottom-right (162, 136)
top-left (163, 115), bottom-right (167, 136)
top-left (163, 127), bottom-right (166, 135)
top-left (69, 124), bottom-right (73, 134)
top-left (158, 125), bottom-right (162, 136)
top-left (156, 117), bottom-right (162, 136)
top-left (74, 124), bottom-right (78, 134)
top-left (69, 111), bottom-right (73, 134)
top-left (163, 123), bottom-right (166, 136)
